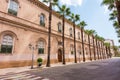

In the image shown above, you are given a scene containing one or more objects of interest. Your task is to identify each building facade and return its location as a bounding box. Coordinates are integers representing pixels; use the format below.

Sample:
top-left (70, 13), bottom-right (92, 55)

top-left (0, 0), bottom-right (109, 68)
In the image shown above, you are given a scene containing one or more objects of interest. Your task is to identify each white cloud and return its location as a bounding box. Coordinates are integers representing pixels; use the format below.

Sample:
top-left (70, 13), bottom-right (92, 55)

top-left (60, 0), bottom-right (83, 7)
top-left (103, 5), bottom-right (109, 14)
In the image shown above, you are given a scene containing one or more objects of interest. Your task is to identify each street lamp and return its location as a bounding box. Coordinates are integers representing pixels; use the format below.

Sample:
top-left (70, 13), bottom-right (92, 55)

top-left (29, 44), bottom-right (38, 69)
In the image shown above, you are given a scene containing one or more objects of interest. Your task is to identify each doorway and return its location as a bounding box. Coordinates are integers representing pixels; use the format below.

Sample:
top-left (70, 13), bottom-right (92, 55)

top-left (58, 49), bottom-right (62, 62)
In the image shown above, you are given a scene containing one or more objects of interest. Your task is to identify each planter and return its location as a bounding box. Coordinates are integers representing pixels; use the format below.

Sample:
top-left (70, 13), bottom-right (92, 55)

top-left (38, 62), bottom-right (42, 67)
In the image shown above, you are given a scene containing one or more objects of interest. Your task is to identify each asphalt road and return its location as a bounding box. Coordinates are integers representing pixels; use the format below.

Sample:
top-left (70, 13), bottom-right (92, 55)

top-left (30, 58), bottom-right (120, 80)
top-left (0, 58), bottom-right (120, 80)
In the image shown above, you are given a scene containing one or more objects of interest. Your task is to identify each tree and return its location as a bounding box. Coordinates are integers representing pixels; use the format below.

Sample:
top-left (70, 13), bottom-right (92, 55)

top-left (101, 0), bottom-right (120, 26)
top-left (42, 0), bottom-right (58, 67)
top-left (85, 29), bottom-right (96, 61)
top-left (112, 46), bottom-right (119, 56)
top-left (77, 21), bottom-right (87, 62)
top-left (57, 5), bottom-right (71, 64)
top-left (69, 13), bottom-right (80, 63)
top-left (104, 42), bottom-right (111, 58)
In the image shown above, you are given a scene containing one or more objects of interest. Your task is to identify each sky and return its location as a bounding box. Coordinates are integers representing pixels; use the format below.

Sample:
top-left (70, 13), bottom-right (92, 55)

top-left (40, 0), bottom-right (119, 46)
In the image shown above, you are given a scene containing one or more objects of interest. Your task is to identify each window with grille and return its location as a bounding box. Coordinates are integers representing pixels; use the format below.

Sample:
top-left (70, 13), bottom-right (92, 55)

top-left (69, 28), bottom-right (73, 37)
top-left (38, 41), bottom-right (45, 54)
top-left (40, 14), bottom-right (45, 27)
top-left (8, 0), bottom-right (19, 16)
top-left (0, 35), bottom-right (13, 53)
top-left (58, 22), bottom-right (62, 33)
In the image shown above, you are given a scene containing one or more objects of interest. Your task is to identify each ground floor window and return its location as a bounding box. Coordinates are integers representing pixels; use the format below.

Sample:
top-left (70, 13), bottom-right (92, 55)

top-left (38, 40), bottom-right (45, 54)
top-left (0, 35), bottom-right (13, 54)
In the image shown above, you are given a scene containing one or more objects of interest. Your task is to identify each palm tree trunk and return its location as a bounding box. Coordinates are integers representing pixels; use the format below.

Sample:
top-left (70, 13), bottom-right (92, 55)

top-left (105, 46), bottom-right (109, 58)
top-left (115, 0), bottom-right (120, 25)
top-left (96, 39), bottom-right (99, 60)
top-left (101, 42), bottom-right (105, 59)
top-left (100, 42), bottom-right (104, 59)
top-left (98, 41), bottom-right (102, 59)
top-left (81, 29), bottom-right (85, 62)
top-left (108, 46), bottom-right (111, 58)
top-left (46, 2), bottom-right (52, 67)
top-left (88, 35), bottom-right (92, 61)
top-left (92, 36), bottom-right (96, 60)
top-left (62, 16), bottom-right (65, 64)
top-left (73, 22), bottom-right (77, 63)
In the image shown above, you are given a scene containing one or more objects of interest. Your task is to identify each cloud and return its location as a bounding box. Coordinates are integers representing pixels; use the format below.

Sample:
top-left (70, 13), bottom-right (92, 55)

top-left (60, 0), bottom-right (83, 7)
top-left (103, 5), bottom-right (109, 14)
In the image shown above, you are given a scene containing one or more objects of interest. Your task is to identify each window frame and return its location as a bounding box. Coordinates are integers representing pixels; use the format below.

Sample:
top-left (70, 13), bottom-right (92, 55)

top-left (38, 40), bottom-right (45, 54)
top-left (8, 0), bottom-right (19, 16)
top-left (69, 28), bottom-right (73, 37)
top-left (40, 14), bottom-right (45, 27)
top-left (0, 35), bottom-right (14, 54)
top-left (58, 22), bottom-right (62, 33)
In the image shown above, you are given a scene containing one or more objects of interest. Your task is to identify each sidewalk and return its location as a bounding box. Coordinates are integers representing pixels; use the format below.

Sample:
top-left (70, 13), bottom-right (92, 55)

top-left (0, 62), bottom-right (77, 75)
top-left (0, 59), bottom-right (108, 75)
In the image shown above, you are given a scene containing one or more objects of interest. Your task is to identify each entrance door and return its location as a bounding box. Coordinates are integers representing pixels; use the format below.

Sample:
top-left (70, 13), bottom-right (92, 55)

top-left (58, 49), bottom-right (62, 62)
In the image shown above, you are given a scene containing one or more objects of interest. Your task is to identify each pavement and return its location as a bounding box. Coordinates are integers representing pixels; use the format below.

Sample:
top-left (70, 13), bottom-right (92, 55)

top-left (0, 57), bottom-right (120, 80)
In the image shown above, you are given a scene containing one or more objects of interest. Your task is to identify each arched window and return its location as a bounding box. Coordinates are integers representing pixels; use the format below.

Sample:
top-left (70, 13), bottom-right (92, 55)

top-left (8, 0), bottom-right (19, 16)
top-left (69, 28), bottom-right (73, 37)
top-left (70, 44), bottom-right (74, 55)
top-left (0, 35), bottom-right (13, 53)
top-left (40, 14), bottom-right (45, 27)
top-left (38, 40), bottom-right (45, 54)
top-left (78, 32), bottom-right (80, 40)
top-left (58, 22), bottom-right (62, 33)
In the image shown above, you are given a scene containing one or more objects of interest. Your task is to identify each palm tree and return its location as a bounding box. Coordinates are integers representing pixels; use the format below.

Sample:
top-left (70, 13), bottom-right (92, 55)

top-left (109, 10), bottom-right (118, 20)
top-left (104, 42), bottom-right (111, 58)
top-left (85, 29), bottom-right (96, 61)
top-left (77, 21), bottom-right (87, 62)
top-left (112, 46), bottom-right (119, 56)
top-left (43, 0), bottom-right (58, 67)
top-left (101, 0), bottom-right (120, 25)
top-left (90, 30), bottom-right (97, 60)
top-left (57, 5), bottom-right (71, 64)
top-left (69, 13), bottom-right (80, 63)
top-left (95, 34), bottom-right (100, 60)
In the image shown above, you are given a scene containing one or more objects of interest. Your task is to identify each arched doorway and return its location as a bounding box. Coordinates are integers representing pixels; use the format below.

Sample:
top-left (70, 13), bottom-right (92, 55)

top-left (58, 49), bottom-right (62, 62)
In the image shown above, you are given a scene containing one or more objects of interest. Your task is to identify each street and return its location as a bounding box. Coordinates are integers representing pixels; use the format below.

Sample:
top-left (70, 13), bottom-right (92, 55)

top-left (0, 58), bottom-right (120, 80)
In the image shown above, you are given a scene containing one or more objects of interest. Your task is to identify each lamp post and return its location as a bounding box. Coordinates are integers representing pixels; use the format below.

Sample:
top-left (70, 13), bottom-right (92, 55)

top-left (29, 44), bottom-right (38, 69)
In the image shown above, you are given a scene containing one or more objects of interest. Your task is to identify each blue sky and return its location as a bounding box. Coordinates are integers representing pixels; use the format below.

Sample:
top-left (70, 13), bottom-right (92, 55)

top-left (58, 0), bottom-right (119, 46)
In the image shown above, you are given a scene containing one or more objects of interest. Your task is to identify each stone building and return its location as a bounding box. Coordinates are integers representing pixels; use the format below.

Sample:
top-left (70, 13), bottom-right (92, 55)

top-left (0, 0), bottom-right (108, 68)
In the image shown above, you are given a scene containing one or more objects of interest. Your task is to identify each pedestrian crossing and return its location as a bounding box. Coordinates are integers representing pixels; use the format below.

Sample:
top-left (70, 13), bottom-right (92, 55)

top-left (0, 72), bottom-right (49, 80)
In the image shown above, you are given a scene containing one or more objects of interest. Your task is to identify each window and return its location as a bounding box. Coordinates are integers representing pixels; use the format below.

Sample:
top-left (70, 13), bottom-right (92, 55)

top-left (70, 44), bottom-right (74, 55)
top-left (40, 14), bottom-right (45, 27)
top-left (8, 0), bottom-right (19, 16)
top-left (69, 28), bottom-right (73, 37)
top-left (0, 35), bottom-right (13, 53)
top-left (78, 32), bottom-right (80, 40)
top-left (38, 41), bottom-right (45, 54)
top-left (58, 41), bottom-right (62, 45)
top-left (58, 22), bottom-right (62, 33)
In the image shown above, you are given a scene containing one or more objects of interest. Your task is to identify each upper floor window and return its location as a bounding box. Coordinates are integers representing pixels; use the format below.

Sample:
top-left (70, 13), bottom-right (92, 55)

top-left (69, 28), bottom-right (73, 37)
top-left (78, 32), bottom-right (80, 40)
top-left (40, 14), bottom-right (45, 27)
top-left (8, 0), bottom-right (19, 16)
top-left (38, 40), bottom-right (45, 54)
top-left (70, 44), bottom-right (74, 55)
top-left (0, 35), bottom-right (13, 53)
top-left (58, 22), bottom-right (62, 33)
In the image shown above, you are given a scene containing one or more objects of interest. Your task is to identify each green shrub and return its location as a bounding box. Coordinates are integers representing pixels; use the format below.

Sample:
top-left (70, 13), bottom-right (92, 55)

top-left (37, 58), bottom-right (43, 63)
